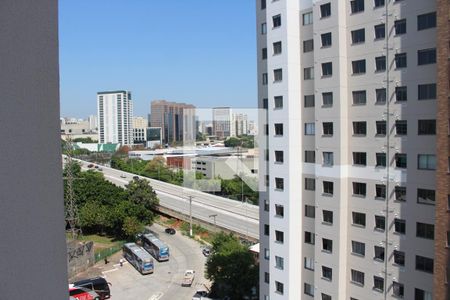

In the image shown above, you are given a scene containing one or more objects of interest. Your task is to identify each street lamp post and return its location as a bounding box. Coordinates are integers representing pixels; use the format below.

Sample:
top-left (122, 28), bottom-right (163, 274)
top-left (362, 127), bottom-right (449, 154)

top-left (209, 214), bottom-right (218, 232)
top-left (188, 195), bottom-right (193, 237)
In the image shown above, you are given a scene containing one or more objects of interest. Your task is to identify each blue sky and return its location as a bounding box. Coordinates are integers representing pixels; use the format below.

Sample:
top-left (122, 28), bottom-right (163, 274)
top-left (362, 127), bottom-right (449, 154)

top-left (59, 0), bottom-right (257, 118)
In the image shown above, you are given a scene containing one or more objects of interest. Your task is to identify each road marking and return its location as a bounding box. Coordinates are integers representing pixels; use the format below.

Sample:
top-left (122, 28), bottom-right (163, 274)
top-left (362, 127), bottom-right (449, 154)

top-left (102, 268), bottom-right (119, 274)
top-left (148, 292), bottom-right (164, 300)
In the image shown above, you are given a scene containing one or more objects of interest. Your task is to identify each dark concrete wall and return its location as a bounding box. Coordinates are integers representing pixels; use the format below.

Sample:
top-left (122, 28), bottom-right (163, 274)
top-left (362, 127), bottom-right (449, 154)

top-left (0, 1), bottom-right (68, 298)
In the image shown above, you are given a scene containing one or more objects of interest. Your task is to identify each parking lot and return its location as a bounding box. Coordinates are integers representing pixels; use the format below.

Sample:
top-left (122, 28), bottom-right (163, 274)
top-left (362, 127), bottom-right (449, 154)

top-left (102, 223), bottom-right (210, 300)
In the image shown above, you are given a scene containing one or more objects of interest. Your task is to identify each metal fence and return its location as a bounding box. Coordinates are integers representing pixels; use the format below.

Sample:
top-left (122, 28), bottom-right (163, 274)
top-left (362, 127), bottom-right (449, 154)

top-left (94, 243), bottom-right (124, 263)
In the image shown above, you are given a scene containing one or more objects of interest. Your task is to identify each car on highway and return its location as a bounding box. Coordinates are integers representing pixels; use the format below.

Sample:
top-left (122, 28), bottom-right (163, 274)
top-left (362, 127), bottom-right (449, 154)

top-left (94, 165), bottom-right (99, 169)
top-left (98, 167), bottom-right (103, 171)
top-left (87, 164), bottom-right (94, 168)
top-left (202, 247), bottom-right (211, 257)
top-left (165, 227), bottom-right (176, 235)
top-left (120, 174), bottom-right (126, 178)
top-left (133, 175), bottom-right (139, 180)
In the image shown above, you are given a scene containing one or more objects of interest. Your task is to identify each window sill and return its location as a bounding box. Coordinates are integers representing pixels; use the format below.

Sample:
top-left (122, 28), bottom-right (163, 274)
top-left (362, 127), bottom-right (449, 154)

top-left (352, 73), bottom-right (366, 76)
top-left (321, 104), bottom-right (333, 108)
top-left (374, 37), bottom-right (386, 41)
top-left (321, 221), bottom-right (333, 226)
top-left (417, 201), bottom-right (436, 206)
top-left (321, 75), bottom-right (333, 79)
top-left (372, 287), bottom-right (384, 293)
top-left (274, 188), bottom-right (284, 192)
top-left (352, 134), bottom-right (367, 137)
top-left (322, 193), bottom-right (333, 197)
top-left (375, 101), bottom-right (387, 105)
top-left (375, 69), bottom-right (386, 73)
top-left (274, 161), bottom-right (284, 165)
top-left (352, 103), bottom-right (367, 106)
top-left (352, 223), bottom-right (366, 228)
top-left (352, 194), bottom-right (366, 198)
top-left (322, 134), bottom-right (333, 137)
top-left (274, 241), bottom-right (284, 245)
top-left (274, 107), bottom-right (283, 110)
top-left (351, 252), bottom-right (365, 258)
top-left (321, 250), bottom-right (332, 254)
top-left (274, 135), bottom-right (283, 138)
top-left (322, 164), bottom-right (334, 167)
top-left (350, 281), bottom-right (364, 287)
top-left (321, 277), bottom-right (332, 282)
top-left (373, 258), bottom-right (384, 263)
top-left (374, 228), bottom-right (385, 232)
top-left (351, 41), bottom-right (365, 46)
top-left (353, 164), bottom-right (367, 167)
top-left (374, 197), bottom-right (386, 201)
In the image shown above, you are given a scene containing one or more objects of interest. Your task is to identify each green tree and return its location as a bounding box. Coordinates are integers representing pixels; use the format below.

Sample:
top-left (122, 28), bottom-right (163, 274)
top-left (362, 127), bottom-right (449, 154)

top-left (126, 178), bottom-right (159, 210)
top-left (206, 233), bottom-right (259, 299)
top-left (122, 216), bottom-right (144, 239)
top-left (224, 137), bottom-right (241, 148)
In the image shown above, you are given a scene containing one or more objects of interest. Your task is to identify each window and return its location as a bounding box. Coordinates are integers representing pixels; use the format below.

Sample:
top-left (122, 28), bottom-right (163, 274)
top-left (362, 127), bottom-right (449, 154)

top-left (418, 48), bottom-right (436, 65)
top-left (352, 59), bottom-right (366, 74)
top-left (351, 241), bottom-right (365, 256)
top-left (264, 224), bottom-right (269, 235)
top-left (395, 153), bottom-right (407, 168)
top-left (394, 250), bottom-right (405, 266)
top-left (352, 90), bottom-right (367, 105)
top-left (272, 14), bottom-right (281, 28)
top-left (305, 123), bottom-right (315, 135)
top-left (395, 186), bottom-right (406, 201)
top-left (416, 222), bottom-right (434, 240)
top-left (323, 152), bottom-right (334, 166)
top-left (262, 98), bottom-right (268, 109)
top-left (353, 121), bottom-right (367, 135)
top-left (320, 3), bottom-right (331, 18)
top-left (274, 96), bottom-right (283, 109)
top-left (275, 281), bottom-right (284, 295)
top-left (418, 84), bottom-right (436, 100)
top-left (305, 205), bottom-right (315, 218)
top-left (322, 294), bottom-right (332, 300)
top-left (415, 288), bottom-right (433, 300)
top-left (394, 218), bottom-right (406, 234)
top-left (351, 269), bottom-right (365, 286)
top-left (352, 211), bottom-right (366, 226)
top-left (264, 272), bottom-right (269, 283)
top-left (376, 120), bottom-right (386, 135)
top-left (418, 154), bottom-right (436, 170)
top-left (351, 28), bottom-right (365, 44)
top-left (416, 255), bottom-right (434, 273)
top-left (305, 231), bottom-right (315, 244)
top-left (376, 88), bottom-right (386, 104)
top-left (275, 150), bottom-right (284, 163)
top-left (274, 123), bottom-right (283, 136)
top-left (275, 230), bottom-right (284, 243)
top-left (394, 19), bottom-right (406, 35)
top-left (304, 95), bottom-right (315, 107)
top-left (350, 0), bottom-right (365, 13)
top-left (322, 92), bottom-right (333, 106)
top-left (322, 62), bottom-right (333, 77)
top-left (305, 178), bottom-right (316, 191)
top-left (373, 276), bottom-right (384, 292)
top-left (261, 48), bottom-right (267, 60)
top-left (353, 182), bottom-right (367, 196)
top-left (323, 210), bottom-right (333, 224)
top-left (323, 122), bottom-right (333, 136)
top-left (303, 12), bottom-right (313, 25)
top-left (323, 181), bottom-right (334, 195)
top-left (353, 152), bottom-right (367, 166)
top-left (375, 56), bottom-right (386, 71)
top-left (305, 150), bottom-right (315, 163)
top-left (274, 68), bottom-right (282, 82)
top-left (264, 199), bottom-right (269, 211)
top-left (322, 238), bottom-right (333, 252)
top-left (261, 0), bottom-right (266, 9)
top-left (376, 184), bottom-right (386, 199)
top-left (417, 188), bottom-right (435, 205)
top-left (261, 23), bottom-right (267, 35)
top-left (418, 119), bottom-right (436, 135)
top-left (375, 215), bottom-right (385, 231)
top-left (374, 24), bottom-right (385, 39)
top-left (304, 283), bottom-right (314, 297)
top-left (275, 177), bottom-right (284, 190)
top-left (273, 41), bottom-right (282, 55)
top-left (395, 86), bottom-right (407, 101)
top-left (374, 0), bottom-right (385, 8)
top-left (417, 12), bottom-right (436, 30)
top-left (303, 39), bottom-right (314, 53)
top-left (395, 120), bottom-right (407, 135)
top-left (395, 53), bottom-right (407, 68)
top-left (393, 282), bottom-right (404, 298)
top-left (374, 246), bottom-right (385, 261)
top-left (264, 248), bottom-right (269, 260)
top-left (275, 256), bottom-right (284, 270)
top-left (304, 67), bottom-right (314, 80)
top-left (304, 257), bottom-right (314, 270)
top-left (376, 153), bottom-right (386, 167)
top-left (262, 73), bottom-right (268, 85)
top-left (322, 266), bottom-right (332, 280)
top-left (321, 32), bottom-right (332, 47)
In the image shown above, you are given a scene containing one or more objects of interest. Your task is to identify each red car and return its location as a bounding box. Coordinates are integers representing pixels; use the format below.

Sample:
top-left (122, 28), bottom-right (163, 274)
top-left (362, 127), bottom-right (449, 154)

top-left (69, 285), bottom-right (100, 300)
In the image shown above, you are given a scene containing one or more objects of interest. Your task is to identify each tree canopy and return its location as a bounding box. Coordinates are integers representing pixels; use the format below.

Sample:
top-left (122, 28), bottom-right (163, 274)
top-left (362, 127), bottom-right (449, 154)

top-left (206, 233), bottom-right (259, 299)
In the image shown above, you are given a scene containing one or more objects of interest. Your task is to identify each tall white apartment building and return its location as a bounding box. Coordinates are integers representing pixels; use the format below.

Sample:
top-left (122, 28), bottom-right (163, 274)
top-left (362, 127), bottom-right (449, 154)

top-left (97, 90), bottom-right (133, 145)
top-left (257, 0), bottom-right (443, 299)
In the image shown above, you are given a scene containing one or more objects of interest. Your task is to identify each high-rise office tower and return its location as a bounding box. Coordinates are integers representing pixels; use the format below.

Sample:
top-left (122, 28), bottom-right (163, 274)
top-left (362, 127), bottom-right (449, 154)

top-left (97, 90), bottom-right (133, 145)
top-left (213, 107), bottom-right (235, 139)
top-left (257, 0), bottom-right (446, 299)
top-left (150, 100), bottom-right (195, 145)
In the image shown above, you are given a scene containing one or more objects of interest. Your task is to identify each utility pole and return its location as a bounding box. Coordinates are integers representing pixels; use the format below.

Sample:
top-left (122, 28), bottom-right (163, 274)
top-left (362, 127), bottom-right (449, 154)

top-left (209, 214), bottom-right (218, 232)
top-left (189, 195), bottom-right (193, 237)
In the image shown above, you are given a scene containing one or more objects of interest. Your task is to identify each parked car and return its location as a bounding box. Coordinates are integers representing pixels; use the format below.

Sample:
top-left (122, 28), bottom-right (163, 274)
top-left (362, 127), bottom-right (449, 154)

top-left (182, 270), bottom-right (195, 287)
top-left (72, 276), bottom-right (111, 300)
top-left (202, 247), bottom-right (211, 257)
top-left (69, 285), bottom-right (100, 300)
top-left (192, 290), bottom-right (211, 300)
top-left (165, 227), bottom-right (176, 235)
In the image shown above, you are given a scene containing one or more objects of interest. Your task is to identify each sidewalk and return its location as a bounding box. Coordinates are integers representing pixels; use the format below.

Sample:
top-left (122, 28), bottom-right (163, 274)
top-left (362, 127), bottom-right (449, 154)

top-left (69, 251), bottom-right (124, 283)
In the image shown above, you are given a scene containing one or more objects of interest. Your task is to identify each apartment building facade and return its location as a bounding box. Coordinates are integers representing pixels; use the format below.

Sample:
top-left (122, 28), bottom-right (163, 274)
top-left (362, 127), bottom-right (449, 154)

top-left (97, 90), bottom-right (133, 145)
top-left (257, 0), bottom-right (446, 299)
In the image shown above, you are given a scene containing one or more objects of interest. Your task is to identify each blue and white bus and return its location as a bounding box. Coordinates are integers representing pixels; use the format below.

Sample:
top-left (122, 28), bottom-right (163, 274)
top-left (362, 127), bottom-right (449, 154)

top-left (141, 233), bottom-right (170, 261)
top-left (122, 243), bottom-right (154, 274)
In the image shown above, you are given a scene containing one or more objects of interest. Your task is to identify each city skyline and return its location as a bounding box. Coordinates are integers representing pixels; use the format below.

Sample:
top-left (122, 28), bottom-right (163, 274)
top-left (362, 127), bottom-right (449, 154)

top-left (59, 0), bottom-right (257, 117)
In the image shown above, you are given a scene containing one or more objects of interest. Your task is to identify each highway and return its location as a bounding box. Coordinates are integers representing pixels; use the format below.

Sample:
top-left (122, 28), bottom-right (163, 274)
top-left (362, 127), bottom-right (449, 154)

top-left (73, 158), bottom-right (259, 240)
